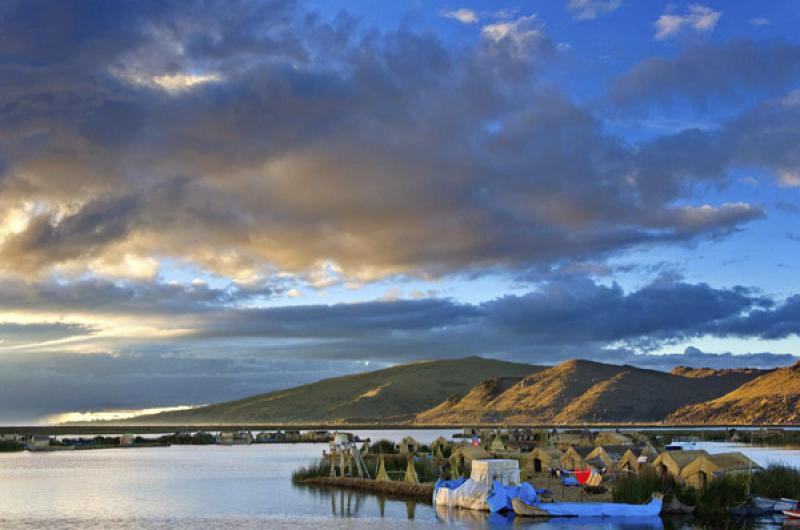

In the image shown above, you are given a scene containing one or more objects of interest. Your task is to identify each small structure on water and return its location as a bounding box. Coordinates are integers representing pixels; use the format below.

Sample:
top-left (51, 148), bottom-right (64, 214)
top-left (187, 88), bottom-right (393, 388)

top-left (679, 452), bottom-right (762, 489)
top-left (652, 450), bottom-right (709, 480)
top-left (524, 447), bottom-right (563, 476)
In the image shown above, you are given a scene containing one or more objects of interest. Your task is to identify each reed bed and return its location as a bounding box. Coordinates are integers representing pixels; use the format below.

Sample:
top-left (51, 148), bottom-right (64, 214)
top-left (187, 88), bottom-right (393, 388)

top-left (298, 476), bottom-right (434, 500)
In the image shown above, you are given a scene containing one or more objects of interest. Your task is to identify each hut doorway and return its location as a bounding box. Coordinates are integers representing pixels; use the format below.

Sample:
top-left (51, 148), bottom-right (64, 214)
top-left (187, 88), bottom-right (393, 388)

top-left (698, 470), bottom-right (709, 489)
top-left (533, 458), bottom-right (543, 473)
top-left (658, 463), bottom-right (669, 478)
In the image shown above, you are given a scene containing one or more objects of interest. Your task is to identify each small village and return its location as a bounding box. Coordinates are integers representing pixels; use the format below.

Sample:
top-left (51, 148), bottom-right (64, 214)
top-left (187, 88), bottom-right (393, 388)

top-left (293, 427), bottom-right (799, 520)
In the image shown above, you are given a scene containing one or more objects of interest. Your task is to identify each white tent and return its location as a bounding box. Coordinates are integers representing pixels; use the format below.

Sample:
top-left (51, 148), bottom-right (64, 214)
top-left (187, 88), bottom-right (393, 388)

top-left (434, 459), bottom-right (520, 512)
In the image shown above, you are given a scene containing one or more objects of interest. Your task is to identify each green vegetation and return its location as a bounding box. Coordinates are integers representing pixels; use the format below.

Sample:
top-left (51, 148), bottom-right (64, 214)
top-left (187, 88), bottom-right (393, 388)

top-left (751, 464), bottom-right (800, 500)
top-left (613, 467), bottom-right (690, 505)
top-left (615, 464), bottom-right (800, 522)
top-left (293, 454), bottom-right (444, 484)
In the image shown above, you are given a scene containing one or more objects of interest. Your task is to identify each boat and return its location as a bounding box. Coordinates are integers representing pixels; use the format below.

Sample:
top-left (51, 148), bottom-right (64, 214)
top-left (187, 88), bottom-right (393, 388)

top-left (512, 494), bottom-right (663, 518)
top-left (751, 496), bottom-right (777, 513)
top-left (783, 509), bottom-right (800, 519)
top-left (774, 498), bottom-right (800, 512)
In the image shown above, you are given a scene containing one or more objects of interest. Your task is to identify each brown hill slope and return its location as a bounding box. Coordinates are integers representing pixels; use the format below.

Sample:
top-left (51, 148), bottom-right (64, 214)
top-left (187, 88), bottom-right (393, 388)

top-left (416, 360), bottom-right (765, 424)
top-left (114, 356), bottom-right (538, 425)
top-left (416, 376), bottom-right (525, 424)
top-left (667, 362), bottom-right (800, 424)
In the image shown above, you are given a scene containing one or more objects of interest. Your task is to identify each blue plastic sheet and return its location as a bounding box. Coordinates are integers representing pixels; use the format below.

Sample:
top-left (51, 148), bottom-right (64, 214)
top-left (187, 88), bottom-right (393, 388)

top-left (433, 477), bottom-right (467, 493)
top-left (535, 497), bottom-right (663, 518)
top-left (487, 481), bottom-right (539, 513)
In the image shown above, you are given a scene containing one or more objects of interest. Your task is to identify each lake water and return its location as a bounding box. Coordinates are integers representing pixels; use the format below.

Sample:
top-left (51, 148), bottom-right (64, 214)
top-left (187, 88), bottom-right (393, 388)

top-left (1, 429), bottom-right (798, 529)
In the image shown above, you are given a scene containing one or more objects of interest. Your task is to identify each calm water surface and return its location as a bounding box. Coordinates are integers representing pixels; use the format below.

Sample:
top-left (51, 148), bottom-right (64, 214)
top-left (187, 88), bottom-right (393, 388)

top-left (1, 429), bottom-right (797, 529)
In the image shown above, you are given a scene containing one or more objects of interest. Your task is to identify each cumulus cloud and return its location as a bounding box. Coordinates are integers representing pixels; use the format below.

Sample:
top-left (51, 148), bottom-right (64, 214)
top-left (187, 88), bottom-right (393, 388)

top-left (0, 0), bottom-right (767, 286)
top-left (442, 8), bottom-right (478, 24)
top-left (654, 4), bottom-right (721, 41)
top-left (567, 0), bottom-right (622, 20)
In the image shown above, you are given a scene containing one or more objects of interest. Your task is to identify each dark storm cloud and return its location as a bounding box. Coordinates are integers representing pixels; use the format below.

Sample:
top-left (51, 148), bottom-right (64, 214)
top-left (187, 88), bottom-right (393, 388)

top-left (0, 0), bottom-right (766, 280)
top-left (612, 39), bottom-right (800, 108)
top-left (480, 277), bottom-right (765, 348)
top-left (708, 295), bottom-right (800, 340)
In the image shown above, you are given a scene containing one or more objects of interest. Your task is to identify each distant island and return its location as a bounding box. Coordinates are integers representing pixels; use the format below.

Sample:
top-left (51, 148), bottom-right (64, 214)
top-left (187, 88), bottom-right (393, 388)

top-left (84, 356), bottom-right (800, 426)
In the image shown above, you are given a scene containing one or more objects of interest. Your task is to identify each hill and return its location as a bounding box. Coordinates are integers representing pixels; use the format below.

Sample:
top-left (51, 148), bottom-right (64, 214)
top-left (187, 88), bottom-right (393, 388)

top-left (120, 357), bottom-right (539, 425)
top-left (416, 360), bottom-right (765, 424)
top-left (667, 362), bottom-right (800, 424)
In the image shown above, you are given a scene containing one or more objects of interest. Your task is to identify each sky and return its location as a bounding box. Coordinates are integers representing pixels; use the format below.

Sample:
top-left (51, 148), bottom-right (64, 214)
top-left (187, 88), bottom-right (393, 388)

top-left (0, 0), bottom-right (799, 423)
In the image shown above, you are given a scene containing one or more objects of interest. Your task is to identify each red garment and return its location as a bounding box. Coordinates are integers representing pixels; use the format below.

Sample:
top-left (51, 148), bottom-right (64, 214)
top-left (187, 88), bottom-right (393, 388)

top-left (575, 468), bottom-right (592, 484)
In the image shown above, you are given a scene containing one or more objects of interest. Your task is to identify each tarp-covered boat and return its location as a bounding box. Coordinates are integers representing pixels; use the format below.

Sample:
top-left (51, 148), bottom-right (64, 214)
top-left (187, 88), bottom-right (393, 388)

top-left (512, 495), bottom-right (663, 518)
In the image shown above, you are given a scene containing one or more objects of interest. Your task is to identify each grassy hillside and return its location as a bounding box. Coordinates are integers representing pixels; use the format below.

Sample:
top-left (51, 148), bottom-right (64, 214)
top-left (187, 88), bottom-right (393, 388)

top-left (416, 359), bottom-right (765, 424)
top-left (667, 362), bottom-right (800, 424)
top-left (122, 356), bottom-right (538, 425)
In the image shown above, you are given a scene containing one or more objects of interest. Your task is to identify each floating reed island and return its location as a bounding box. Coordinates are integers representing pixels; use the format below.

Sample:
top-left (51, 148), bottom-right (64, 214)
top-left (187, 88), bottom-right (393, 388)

top-left (292, 428), bottom-right (800, 520)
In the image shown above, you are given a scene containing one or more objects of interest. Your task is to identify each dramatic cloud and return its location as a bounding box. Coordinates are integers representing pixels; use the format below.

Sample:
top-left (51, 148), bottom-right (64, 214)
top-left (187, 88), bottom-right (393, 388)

top-left (0, 0), bottom-right (763, 284)
top-left (654, 4), bottom-right (721, 41)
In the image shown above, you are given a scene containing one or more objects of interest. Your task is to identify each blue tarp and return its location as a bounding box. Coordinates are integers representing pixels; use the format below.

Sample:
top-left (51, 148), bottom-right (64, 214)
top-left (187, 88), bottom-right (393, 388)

top-left (488, 481), bottom-right (538, 513)
top-left (561, 476), bottom-right (580, 487)
top-left (528, 497), bottom-right (663, 518)
top-left (433, 477), bottom-right (467, 493)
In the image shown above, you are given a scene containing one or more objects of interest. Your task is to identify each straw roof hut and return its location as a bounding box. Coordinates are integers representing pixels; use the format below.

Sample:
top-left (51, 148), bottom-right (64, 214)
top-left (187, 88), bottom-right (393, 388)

top-left (397, 436), bottom-right (420, 457)
top-left (585, 445), bottom-right (629, 469)
top-left (652, 450), bottom-right (709, 480)
top-left (450, 444), bottom-right (491, 470)
top-left (553, 431), bottom-right (593, 450)
top-left (527, 447), bottom-right (563, 473)
top-left (594, 431), bottom-right (633, 446)
top-left (560, 446), bottom-right (592, 470)
top-left (679, 452), bottom-right (762, 489)
top-left (618, 446), bottom-right (656, 475)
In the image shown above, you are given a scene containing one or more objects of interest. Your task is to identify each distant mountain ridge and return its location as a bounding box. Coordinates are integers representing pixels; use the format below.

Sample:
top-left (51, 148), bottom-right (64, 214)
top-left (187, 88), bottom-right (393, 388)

top-left (97, 357), bottom-right (799, 426)
top-left (119, 357), bottom-right (538, 425)
top-left (415, 359), bottom-right (766, 424)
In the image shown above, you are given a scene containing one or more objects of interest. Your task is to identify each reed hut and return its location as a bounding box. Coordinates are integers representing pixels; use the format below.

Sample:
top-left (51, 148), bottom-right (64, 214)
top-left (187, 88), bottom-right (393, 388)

top-left (560, 446), bottom-right (592, 470)
top-left (619, 446), bottom-right (657, 475)
top-left (585, 445), bottom-right (630, 470)
top-left (679, 452), bottom-right (762, 489)
top-left (652, 450), bottom-right (709, 480)
top-left (449, 444), bottom-right (490, 473)
top-left (524, 447), bottom-right (563, 478)
top-left (594, 431), bottom-right (633, 446)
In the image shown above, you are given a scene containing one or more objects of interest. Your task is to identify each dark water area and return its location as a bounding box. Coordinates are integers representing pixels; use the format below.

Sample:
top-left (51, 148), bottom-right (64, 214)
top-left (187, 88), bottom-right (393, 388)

top-left (1, 430), bottom-right (798, 529)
